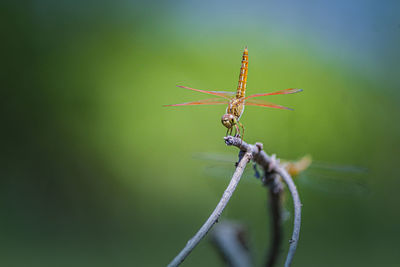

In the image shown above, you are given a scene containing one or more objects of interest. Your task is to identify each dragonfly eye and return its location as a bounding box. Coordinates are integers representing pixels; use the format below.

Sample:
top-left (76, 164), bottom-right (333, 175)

top-left (221, 114), bottom-right (236, 128)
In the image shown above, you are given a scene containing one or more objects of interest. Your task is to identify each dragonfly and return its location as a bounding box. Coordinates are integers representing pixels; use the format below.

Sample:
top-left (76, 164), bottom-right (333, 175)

top-left (284, 156), bottom-right (369, 196)
top-left (164, 47), bottom-right (303, 139)
top-left (195, 153), bottom-right (369, 196)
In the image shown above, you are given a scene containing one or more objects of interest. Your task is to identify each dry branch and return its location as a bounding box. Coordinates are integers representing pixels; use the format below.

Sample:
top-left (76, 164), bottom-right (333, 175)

top-left (224, 136), bottom-right (302, 267)
top-left (211, 221), bottom-right (252, 267)
top-left (263, 172), bottom-right (284, 267)
top-left (167, 136), bottom-right (302, 267)
top-left (167, 152), bottom-right (252, 267)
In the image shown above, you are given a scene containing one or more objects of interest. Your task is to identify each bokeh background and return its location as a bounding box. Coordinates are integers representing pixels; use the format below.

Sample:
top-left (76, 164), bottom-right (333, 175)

top-left (2, 0), bottom-right (400, 266)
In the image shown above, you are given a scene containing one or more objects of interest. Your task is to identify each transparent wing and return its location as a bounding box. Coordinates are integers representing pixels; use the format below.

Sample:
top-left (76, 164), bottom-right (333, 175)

top-left (245, 88), bottom-right (303, 99)
top-left (163, 98), bottom-right (229, 107)
top-left (297, 170), bottom-right (369, 196)
top-left (177, 85), bottom-right (235, 99)
top-left (295, 160), bottom-right (369, 196)
top-left (310, 161), bottom-right (368, 173)
top-left (193, 152), bottom-right (259, 183)
top-left (244, 98), bottom-right (293, 110)
top-left (194, 153), bottom-right (369, 196)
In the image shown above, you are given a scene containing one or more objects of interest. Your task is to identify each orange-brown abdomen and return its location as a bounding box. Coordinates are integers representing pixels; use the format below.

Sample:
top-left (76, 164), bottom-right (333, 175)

top-left (236, 47), bottom-right (248, 99)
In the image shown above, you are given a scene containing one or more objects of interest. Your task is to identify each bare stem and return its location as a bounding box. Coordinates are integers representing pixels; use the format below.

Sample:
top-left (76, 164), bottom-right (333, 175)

top-left (211, 221), bottom-right (252, 267)
top-left (278, 165), bottom-right (302, 267)
top-left (264, 173), bottom-right (283, 267)
top-left (224, 136), bottom-right (302, 267)
top-left (167, 152), bottom-right (252, 267)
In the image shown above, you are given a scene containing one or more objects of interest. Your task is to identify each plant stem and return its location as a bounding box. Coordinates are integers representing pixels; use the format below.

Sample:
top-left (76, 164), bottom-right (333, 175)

top-left (167, 152), bottom-right (252, 267)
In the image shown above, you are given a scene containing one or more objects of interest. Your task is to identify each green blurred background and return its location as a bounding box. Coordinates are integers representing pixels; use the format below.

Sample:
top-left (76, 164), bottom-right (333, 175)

top-left (2, 0), bottom-right (400, 266)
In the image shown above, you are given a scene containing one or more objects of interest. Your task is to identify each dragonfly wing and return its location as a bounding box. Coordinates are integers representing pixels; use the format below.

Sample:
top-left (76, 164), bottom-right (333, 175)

top-left (193, 152), bottom-right (259, 183)
top-left (244, 98), bottom-right (293, 110)
top-left (298, 170), bottom-right (370, 196)
top-left (310, 161), bottom-right (368, 174)
top-left (245, 88), bottom-right (303, 99)
top-left (295, 160), bottom-right (369, 196)
top-left (177, 85), bottom-right (235, 99)
top-left (164, 97), bottom-right (229, 107)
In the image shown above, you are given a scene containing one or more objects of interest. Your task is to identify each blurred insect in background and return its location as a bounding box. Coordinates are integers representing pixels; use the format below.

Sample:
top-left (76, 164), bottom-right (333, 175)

top-left (284, 155), bottom-right (368, 196)
top-left (164, 47), bottom-right (302, 139)
top-left (194, 153), bottom-right (369, 197)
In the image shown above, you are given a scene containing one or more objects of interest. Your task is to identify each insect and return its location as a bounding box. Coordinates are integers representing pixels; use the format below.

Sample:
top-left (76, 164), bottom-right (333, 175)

top-left (195, 153), bottom-right (369, 196)
top-left (164, 47), bottom-right (302, 139)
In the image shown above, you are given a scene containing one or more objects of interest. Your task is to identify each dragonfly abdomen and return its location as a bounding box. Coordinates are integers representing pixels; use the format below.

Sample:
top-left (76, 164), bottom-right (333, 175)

top-left (236, 47), bottom-right (248, 99)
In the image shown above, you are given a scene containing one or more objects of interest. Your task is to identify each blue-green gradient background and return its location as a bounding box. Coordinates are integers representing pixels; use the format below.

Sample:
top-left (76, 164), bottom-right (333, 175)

top-left (2, 1), bottom-right (400, 266)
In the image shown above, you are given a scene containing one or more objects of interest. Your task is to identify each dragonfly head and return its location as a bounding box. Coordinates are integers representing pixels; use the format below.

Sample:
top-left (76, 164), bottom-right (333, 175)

top-left (221, 114), bottom-right (237, 129)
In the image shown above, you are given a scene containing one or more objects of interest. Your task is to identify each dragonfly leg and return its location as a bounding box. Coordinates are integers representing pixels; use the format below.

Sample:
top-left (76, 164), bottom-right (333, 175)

top-left (234, 124), bottom-right (240, 138)
top-left (234, 123), bottom-right (243, 145)
top-left (227, 127), bottom-right (233, 137)
top-left (238, 121), bottom-right (245, 141)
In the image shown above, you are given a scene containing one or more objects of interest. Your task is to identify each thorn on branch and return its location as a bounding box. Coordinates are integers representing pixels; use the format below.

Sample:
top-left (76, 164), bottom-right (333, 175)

top-left (255, 142), bottom-right (263, 151)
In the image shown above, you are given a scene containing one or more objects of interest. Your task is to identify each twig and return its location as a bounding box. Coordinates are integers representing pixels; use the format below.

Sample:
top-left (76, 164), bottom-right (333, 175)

top-left (224, 136), bottom-right (302, 267)
top-left (167, 152), bottom-right (252, 267)
top-left (263, 173), bottom-right (283, 267)
top-left (211, 221), bottom-right (252, 267)
top-left (278, 165), bottom-right (302, 267)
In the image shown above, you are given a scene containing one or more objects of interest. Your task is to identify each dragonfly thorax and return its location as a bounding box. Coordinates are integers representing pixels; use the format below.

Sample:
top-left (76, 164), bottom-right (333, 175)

top-left (221, 113), bottom-right (237, 129)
